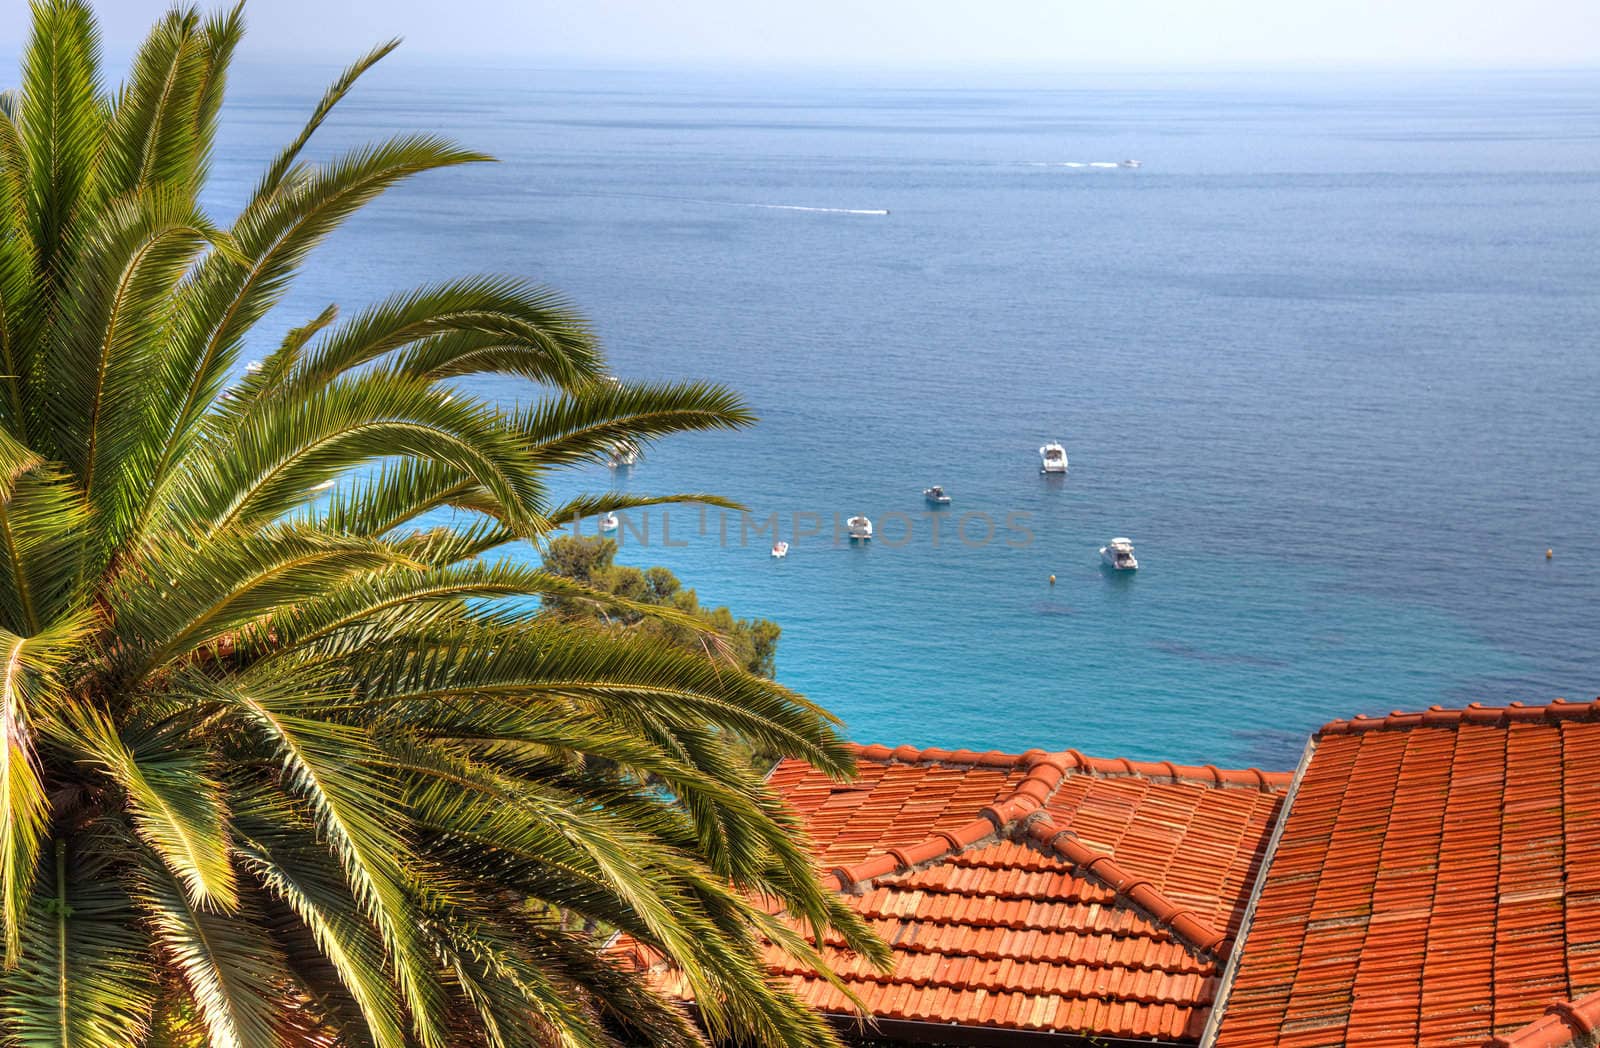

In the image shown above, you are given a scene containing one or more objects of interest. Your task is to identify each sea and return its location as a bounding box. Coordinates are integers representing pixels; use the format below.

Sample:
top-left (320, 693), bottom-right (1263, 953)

top-left (206, 61), bottom-right (1600, 769)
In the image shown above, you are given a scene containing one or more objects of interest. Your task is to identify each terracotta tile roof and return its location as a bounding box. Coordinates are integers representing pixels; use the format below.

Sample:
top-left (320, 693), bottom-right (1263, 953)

top-left (622, 743), bottom-right (1288, 1044)
top-left (1207, 698), bottom-right (1600, 1048)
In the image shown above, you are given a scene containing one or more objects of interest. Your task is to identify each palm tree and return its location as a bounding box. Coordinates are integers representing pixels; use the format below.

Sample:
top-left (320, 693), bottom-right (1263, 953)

top-left (0, 4), bottom-right (886, 1046)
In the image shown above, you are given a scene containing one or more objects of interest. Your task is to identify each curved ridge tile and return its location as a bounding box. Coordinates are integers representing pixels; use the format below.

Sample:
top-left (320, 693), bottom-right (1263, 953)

top-left (1026, 816), bottom-right (1232, 961)
top-left (832, 751), bottom-right (1071, 889)
top-left (1322, 697), bottom-right (1600, 736)
top-left (845, 741), bottom-right (1290, 790)
top-left (1484, 992), bottom-right (1600, 1048)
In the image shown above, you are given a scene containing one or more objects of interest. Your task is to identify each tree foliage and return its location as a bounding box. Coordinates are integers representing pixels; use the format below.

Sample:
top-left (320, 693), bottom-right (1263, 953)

top-left (0, 4), bottom-right (886, 1046)
top-left (541, 536), bottom-right (781, 679)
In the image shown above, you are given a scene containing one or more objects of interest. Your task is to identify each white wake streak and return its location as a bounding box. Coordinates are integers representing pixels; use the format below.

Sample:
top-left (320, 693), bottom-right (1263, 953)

top-left (740, 202), bottom-right (889, 215)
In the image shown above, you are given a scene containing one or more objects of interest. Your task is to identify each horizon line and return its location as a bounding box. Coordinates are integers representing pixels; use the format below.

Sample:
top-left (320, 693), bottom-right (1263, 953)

top-left (1, 41), bottom-right (1598, 79)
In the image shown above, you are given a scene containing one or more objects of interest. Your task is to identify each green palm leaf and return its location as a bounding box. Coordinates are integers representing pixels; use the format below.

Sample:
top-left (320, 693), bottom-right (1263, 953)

top-left (16, 0), bottom-right (104, 289)
top-left (101, 9), bottom-right (210, 198)
top-left (4, 837), bottom-right (156, 1046)
top-left (64, 705), bottom-right (236, 912)
top-left (290, 276), bottom-right (603, 394)
top-left (136, 857), bottom-right (285, 1048)
top-left (211, 675), bottom-right (452, 1048)
top-left (235, 820), bottom-right (405, 1048)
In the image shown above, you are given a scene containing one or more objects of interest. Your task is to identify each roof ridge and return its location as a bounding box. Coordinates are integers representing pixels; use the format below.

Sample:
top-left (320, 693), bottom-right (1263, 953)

top-left (1483, 990), bottom-right (1600, 1047)
top-left (1025, 813), bottom-right (1232, 961)
top-left (1320, 697), bottom-right (1600, 737)
top-left (827, 750), bottom-right (1070, 889)
top-left (846, 742), bottom-right (1293, 790)
top-left (829, 751), bottom-right (1234, 962)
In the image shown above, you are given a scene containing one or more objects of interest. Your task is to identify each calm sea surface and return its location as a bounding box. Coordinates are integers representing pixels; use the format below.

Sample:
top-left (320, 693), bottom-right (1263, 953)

top-left (210, 63), bottom-right (1600, 768)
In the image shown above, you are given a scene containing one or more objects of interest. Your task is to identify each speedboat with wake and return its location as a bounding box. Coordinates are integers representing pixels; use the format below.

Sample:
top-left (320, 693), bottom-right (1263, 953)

top-left (1100, 537), bottom-right (1138, 570)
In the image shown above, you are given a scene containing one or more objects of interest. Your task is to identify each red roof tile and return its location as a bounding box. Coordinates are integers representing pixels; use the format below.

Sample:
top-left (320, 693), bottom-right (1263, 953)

top-left (1207, 699), bottom-right (1600, 1048)
top-left (626, 742), bottom-right (1287, 1043)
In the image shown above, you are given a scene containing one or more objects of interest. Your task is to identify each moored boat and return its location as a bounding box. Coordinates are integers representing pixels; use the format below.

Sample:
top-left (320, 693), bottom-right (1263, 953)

top-left (1039, 442), bottom-right (1068, 473)
top-left (771, 541), bottom-right (789, 558)
top-left (607, 440), bottom-right (640, 468)
top-left (923, 485), bottom-right (951, 505)
top-left (1100, 537), bottom-right (1138, 570)
top-left (847, 515), bottom-right (873, 541)
top-left (599, 513), bottom-right (619, 533)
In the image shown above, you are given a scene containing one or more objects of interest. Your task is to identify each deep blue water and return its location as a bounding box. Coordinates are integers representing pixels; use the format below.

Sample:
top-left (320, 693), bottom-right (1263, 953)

top-left (210, 64), bottom-right (1600, 769)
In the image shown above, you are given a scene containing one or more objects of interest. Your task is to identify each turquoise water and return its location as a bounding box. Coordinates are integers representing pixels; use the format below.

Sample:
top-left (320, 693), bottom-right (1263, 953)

top-left (211, 64), bottom-right (1600, 768)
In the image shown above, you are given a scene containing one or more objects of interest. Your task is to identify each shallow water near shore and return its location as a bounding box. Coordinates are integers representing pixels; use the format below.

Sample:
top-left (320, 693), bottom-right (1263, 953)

top-left (212, 64), bottom-right (1600, 768)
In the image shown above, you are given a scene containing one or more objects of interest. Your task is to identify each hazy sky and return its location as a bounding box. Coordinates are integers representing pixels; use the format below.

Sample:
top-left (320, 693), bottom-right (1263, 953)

top-left (2, 0), bottom-right (1598, 70)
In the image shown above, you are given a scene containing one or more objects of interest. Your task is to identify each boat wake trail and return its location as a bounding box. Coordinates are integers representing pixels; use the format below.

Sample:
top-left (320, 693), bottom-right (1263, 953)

top-left (738, 202), bottom-right (889, 215)
top-left (1021, 161), bottom-right (1137, 169)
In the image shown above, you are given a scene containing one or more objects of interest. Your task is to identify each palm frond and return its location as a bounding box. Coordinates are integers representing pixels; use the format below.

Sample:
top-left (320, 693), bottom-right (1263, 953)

top-left (252, 37), bottom-right (400, 202)
top-left (233, 814), bottom-right (406, 1048)
top-left (0, 614), bottom-right (88, 963)
top-left (514, 380), bottom-right (755, 470)
top-left (311, 455), bottom-right (481, 539)
top-left (0, 106), bottom-right (37, 438)
top-left (111, 525), bottom-right (420, 681)
top-left (262, 560), bottom-right (722, 659)
top-left (290, 276), bottom-right (604, 394)
top-left (543, 491), bottom-right (744, 530)
top-left (170, 368), bottom-right (549, 538)
top-left (209, 675), bottom-right (452, 1048)
top-left (100, 8), bottom-right (211, 198)
top-left (136, 856), bottom-right (287, 1048)
top-left (3, 835), bottom-right (156, 1047)
top-left (185, 4), bottom-right (245, 187)
top-left (353, 619), bottom-right (849, 773)
top-left (0, 430), bottom-right (88, 633)
top-left (65, 702), bottom-right (237, 912)
top-left (16, 0), bottom-right (105, 286)
top-left (137, 135), bottom-right (490, 544)
top-left (42, 185), bottom-right (222, 523)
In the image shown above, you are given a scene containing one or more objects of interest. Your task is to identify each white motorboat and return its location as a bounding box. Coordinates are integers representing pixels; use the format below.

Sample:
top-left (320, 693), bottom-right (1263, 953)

top-left (1119, 159), bottom-right (1142, 168)
top-left (923, 485), bottom-right (951, 505)
top-left (847, 515), bottom-right (873, 541)
top-left (1039, 442), bottom-right (1068, 474)
top-left (1100, 537), bottom-right (1138, 571)
top-left (771, 541), bottom-right (789, 558)
top-left (607, 440), bottom-right (640, 469)
top-left (599, 513), bottom-right (619, 533)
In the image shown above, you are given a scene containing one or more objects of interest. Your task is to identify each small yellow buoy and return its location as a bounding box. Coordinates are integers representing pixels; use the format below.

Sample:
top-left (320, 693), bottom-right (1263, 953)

top-left (1049, 574), bottom-right (1056, 585)
top-left (1547, 548), bottom-right (1554, 560)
